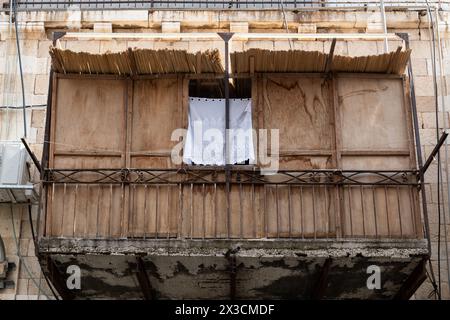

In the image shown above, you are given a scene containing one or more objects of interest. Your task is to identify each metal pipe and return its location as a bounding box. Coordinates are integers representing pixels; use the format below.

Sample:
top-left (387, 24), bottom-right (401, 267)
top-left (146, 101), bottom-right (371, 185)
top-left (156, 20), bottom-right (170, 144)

top-left (13, 0), bottom-right (27, 138)
top-left (62, 32), bottom-right (401, 41)
top-left (421, 132), bottom-right (448, 174)
top-left (380, 0), bottom-right (389, 52)
top-left (218, 32), bottom-right (233, 238)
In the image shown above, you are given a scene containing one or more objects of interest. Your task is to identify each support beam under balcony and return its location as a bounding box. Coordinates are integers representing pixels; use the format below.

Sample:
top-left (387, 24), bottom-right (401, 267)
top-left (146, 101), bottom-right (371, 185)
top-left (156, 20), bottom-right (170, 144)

top-left (42, 255), bottom-right (75, 300)
top-left (134, 257), bottom-right (154, 300)
top-left (394, 257), bottom-right (427, 300)
top-left (311, 258), bottom-right (332, 300)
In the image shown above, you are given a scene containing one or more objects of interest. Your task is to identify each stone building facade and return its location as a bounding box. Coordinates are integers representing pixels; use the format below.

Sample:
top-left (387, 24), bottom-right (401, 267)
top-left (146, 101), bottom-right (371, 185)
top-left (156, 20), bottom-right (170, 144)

top-left (0, 2), bottom-right (449, 299)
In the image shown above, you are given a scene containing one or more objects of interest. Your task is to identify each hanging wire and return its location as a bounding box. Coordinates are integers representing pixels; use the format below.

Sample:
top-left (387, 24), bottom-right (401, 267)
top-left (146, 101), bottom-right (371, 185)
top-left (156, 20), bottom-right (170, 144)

top-left (9, 204), bottom-right (54, 300)
top-left (434, 5), bottom-right (450, 293)
top-left (12, 0), bottom-right (27, 139)
top-left (279, 0), bottom-right (293, 50)
top-left (0, 104), bottom-right (47, 109)
top-left (27, 201), bottom-right (60, 300)
top-left (3, 0), bottom-right (59, 300)
top-left (425, 0), bottom-right (442, 299)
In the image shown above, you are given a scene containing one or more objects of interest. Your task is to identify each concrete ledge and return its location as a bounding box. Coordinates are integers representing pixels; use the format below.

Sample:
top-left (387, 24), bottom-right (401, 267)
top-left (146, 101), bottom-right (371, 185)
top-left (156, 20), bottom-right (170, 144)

top-left (38, 237), bottom-right (429, 258)
top-left (2, 9), bottom-right (442, 31)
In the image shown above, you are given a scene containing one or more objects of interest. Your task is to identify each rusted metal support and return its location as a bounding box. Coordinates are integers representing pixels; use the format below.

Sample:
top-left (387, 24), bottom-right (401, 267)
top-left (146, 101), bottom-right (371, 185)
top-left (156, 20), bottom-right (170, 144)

top-left (324, 38), bottom-right (336, 73)
top-left (127, 48), bottom-right (139, 76)
top-left (42, 255), bottom-right (74, 300)
top-left (21, 137), bottom-right (42, 174)
top-left (311, 258), bottom-right (332, 300)
top-left (42, 31), bottom-right (66, 179)
top-left (135, 257), bottom-right (154, 300)
top-left (421, 131), bottom-right (448, 175)
top-left (225, 247), bottom-right (239, 300)
top-left (218, 32), bottom-right (234, 238)
top-left (394, 257), bottom-right (427, 300)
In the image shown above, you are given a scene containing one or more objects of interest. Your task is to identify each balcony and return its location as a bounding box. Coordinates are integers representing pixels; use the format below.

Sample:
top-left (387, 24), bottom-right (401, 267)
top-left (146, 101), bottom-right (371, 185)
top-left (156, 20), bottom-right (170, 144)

top-left (35, 46), bottom-right (429, 299)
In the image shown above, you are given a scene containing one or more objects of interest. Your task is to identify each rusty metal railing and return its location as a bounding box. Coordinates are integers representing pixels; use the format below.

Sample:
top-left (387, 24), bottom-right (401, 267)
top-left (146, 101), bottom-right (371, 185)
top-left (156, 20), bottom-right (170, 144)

top-left (4, 0), bottom-right (449, 11)
top-left (39, 168), bottom-right (423, 240)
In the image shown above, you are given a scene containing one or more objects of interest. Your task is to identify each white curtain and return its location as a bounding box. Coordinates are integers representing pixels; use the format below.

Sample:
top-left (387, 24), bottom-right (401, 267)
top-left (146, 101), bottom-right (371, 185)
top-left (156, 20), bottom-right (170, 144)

top-left (183, 97), bottom-right (254, 165)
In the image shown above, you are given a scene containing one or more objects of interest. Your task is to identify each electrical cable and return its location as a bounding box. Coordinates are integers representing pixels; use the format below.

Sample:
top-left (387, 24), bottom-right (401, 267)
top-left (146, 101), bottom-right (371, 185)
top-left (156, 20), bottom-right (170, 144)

top-left (279, 0), bottom-right (293, 50)
top-left (425, 0), bottom-right (442, 299)
top-left (12, 0), bottom-right (27, 139)
top-left (425, 268), bottom-right (438, 299)
top-left (0, 104), bottom-right (47, 109)
top-left (27, 201), bottom-right (60, 300)
top-left (6, 1), bottom-right (60, 300)
top-left (9, 204), bottom-right (52, 300)
top-left (434, 5), bottom-right (450, 292)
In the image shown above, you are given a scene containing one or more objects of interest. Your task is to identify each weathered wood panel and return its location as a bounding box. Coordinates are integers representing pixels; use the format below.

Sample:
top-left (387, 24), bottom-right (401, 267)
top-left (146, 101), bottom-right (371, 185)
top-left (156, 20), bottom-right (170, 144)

top-left (255, 76), bottom-right (334, 170)
top-left (131, 79), bottom-right (183, 168)
top-left (337, 77), bottom-right (419, 238)
top-left (47, 77), bottom-right (127, 237)
top-left (338, 78), bottom-right (409, 152)
top-left (52, 78), bottom-right (127, 160)
top-left (128, 79), bottom-right (184, 238)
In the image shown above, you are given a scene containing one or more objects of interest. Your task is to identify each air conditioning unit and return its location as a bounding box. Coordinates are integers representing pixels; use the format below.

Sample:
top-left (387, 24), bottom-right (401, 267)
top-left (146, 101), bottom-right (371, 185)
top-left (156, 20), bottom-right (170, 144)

top-left (0, 142), bottom-right (36, 203)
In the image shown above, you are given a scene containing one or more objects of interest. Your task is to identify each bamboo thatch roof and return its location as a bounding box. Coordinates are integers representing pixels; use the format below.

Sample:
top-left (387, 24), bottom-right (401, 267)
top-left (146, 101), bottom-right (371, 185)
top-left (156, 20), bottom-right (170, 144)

top-left (231, 47), bottom-right (411, 75)
top-left (50, 47), bottom-right (224, 75)
top-left (50, 46), bottom-right (411, 76)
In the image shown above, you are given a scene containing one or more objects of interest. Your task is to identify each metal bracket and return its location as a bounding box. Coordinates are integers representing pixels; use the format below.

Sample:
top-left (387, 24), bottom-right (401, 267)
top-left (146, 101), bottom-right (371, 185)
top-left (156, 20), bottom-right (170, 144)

top-left (324, 38), bottom-right (336, 74)
top-left (0, 262), bottom-right (16, 291)
top-left (225, 246), bottom-right (240, 300)
top-left (311, 258), bottom-right (332, 299)
top-left (134, 257), bottom-right (154, 300)
top-left (21, 137), bottom-right (42, 174)
top-left (395, 32), bottom-right (409, 43)
top-left (0, 280), bottom-right (15, 289)
top-left (217, 32), bottom-right (234, 43)
top-left (53, 31), bottom-right (66, 46)
top-left (421, 131), bottom-right (448, 176)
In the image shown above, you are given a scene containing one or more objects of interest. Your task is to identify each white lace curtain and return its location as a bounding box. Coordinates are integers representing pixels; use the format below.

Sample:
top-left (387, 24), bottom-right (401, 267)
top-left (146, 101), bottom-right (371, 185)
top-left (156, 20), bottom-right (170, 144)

top-left (183, 97), bottom-right (255, 165)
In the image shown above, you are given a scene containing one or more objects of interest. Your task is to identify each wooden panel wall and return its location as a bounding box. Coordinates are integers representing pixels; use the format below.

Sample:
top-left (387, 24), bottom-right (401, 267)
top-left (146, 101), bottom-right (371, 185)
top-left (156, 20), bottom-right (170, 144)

top-left (47, 77), bottom-right (127, 237)
top-left (45, 74), bottom-right (422, 240)
top-left (131, 78), bottom-right (186, 168)
top-left (251, 76), bottom-right (336, 237)
top-left (336, 76), bottom-right (420, 238)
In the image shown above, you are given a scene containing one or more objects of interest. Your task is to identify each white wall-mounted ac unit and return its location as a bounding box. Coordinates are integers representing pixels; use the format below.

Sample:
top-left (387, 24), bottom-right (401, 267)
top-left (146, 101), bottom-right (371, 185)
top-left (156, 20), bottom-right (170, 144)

top-left (0, 142), bottom-right (36, 203)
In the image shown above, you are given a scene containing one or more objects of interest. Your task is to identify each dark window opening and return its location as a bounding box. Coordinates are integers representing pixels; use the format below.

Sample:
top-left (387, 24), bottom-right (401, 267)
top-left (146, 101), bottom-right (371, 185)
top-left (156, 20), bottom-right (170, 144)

top-left (188, 79), bottom-right (252, 99)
